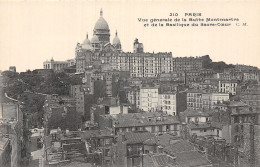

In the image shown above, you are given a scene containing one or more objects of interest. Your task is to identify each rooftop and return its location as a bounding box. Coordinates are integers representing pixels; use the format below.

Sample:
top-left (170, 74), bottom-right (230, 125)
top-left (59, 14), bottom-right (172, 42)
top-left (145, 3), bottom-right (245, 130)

top-left (182, 109), bottom-right (212, 117)
top-left (230, 108), bottom-right (259, 115)
top-left (81, 129), bottom-right (113, 139)
top-left (143, 137), bottom-right (157, 146)
top-left (124, 131), bottom-right (155, 144)
top-left (175, 150), bottom-right (211, 167)
top-left (164, 140), bottom-right (196, 155)
top-left (100, 97), bottom-right (118, 106)
top-left (186, 89), bottom-right (205, 94)
top-left (156, 133), bottom-right (181, 147)
top-left (188, 122), bottom-right (223, 130)
top-left (214, 103), bottom-right (228, 107)
top-left (228, 101), bottom-right (248, 107)
top-left (113, 112), bottom-right (180, 128)
top-left (151, 154), bottom-right (178, 167)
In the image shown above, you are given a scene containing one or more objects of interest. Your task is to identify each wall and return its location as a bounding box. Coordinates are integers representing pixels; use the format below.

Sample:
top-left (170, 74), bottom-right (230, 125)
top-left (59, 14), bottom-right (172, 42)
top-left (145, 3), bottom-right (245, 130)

top-left (109, 106), bottom-right (120, 115)
top-left (122, 106), bottom-right (128, 114)
top-left (254, 125), bottom-right (260, 166)
top-left (186, 116), bottom-right (210, 123)
top-left (191, 128), bottom-right (222, 137)
top-left (211, 93), bottom-right (229, 105)
top-left (222, 125), bottom-right (231, 143)
top-left (176, 92), bottom-right (187, 115)
top-left (140, 88), bottom-right (159, 112)
top-left (158, 94), bottom-right (177, 115)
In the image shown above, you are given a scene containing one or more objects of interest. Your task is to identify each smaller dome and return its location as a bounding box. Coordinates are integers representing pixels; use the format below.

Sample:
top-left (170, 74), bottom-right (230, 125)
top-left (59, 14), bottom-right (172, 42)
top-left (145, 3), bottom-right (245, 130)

top-left (91, 31), bottom-right (99, 44)
top-left (112, 31), bottom-right (121, 45)
top-left (82, 33), bottom-right (91, 45)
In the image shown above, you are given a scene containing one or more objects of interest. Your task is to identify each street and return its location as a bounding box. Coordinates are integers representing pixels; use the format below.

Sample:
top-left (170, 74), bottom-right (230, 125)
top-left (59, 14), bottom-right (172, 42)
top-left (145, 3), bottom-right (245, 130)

top-left (26, 130), bottom-right (45, 167)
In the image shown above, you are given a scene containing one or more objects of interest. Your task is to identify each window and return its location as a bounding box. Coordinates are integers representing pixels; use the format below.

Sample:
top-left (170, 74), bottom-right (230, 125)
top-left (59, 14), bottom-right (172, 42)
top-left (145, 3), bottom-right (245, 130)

top-left (151, 126), bottom-right (155, 133)
top-left (166, 125), bottom-right (170, 131)
top-left (174, 124), bottom-right (177, 131)
top-left (159, 126), bottom-right (163, 132)
top-left (234, 116), bottom-right (239, 123)
top-left (104, 149), bottom-right (110, 156)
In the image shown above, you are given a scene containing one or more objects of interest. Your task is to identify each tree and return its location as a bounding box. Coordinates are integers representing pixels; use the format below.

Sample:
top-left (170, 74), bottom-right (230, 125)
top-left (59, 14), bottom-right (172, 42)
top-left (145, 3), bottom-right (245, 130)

top-left (201, 55), bottom-right (212, 68)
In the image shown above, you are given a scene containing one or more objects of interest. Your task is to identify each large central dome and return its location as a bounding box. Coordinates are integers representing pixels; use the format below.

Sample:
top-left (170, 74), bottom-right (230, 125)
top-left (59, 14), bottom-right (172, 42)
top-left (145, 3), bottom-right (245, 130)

top-left (94, 16), bottom-right (109, 30)
top-left (93, 9), bottom-right (110, 44)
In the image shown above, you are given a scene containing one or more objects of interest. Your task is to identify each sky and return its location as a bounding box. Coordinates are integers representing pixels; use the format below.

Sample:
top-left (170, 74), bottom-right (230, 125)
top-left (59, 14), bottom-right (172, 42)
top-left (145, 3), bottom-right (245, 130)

top-left (0, 0), bottom-right (260, 72)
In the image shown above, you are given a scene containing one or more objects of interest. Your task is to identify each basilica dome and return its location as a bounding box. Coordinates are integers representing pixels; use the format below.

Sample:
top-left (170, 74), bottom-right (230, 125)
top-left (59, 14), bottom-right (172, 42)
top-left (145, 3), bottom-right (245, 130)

top-left (93, 9), bottom-right (110, 44)
top-left (91, 31), bottom-right (99, 44)
top-left (82, 33), bottom-right (91, 45)
top-left (112, 31), bottom-right (121, 45)
top-left (94, 9), bottom-right (110, 31)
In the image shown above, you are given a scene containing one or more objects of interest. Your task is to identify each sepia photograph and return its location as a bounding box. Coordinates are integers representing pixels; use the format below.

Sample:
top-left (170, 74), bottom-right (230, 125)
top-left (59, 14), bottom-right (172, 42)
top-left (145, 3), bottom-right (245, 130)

top-left (0, 0), bottom-right (260, 167)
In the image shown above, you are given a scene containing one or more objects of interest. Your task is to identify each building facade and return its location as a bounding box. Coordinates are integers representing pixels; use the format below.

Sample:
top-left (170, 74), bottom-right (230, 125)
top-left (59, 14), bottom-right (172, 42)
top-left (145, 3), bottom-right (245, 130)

top-left (187, 90), bottom-right (229, 110)
top-left (140, 85), bottom-right (159, 112)
top-left (43, 58), bottom-right (75, 71)
top-left (219, 80), bottom-right (238, 95)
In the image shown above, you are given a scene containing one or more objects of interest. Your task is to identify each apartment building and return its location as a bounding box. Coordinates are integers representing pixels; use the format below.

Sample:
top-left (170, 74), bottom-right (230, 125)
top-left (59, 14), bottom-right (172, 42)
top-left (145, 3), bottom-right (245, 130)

top-left (158, 91), bottom-right (187, 116)
top-left (187, 89), bottom-right (203, 110)
top-left (219, 80), bottom-right (238, 95)
top-left (238, 84), bottom-right (260, 110)
top-left (187, 89), bottom-right (229, 110)
top-left (158, 93), bottom-right (177, 115)
top-left (126, 86), bottom-right (140, 109)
